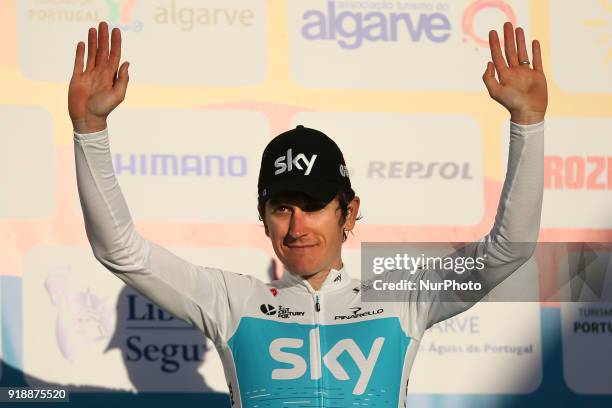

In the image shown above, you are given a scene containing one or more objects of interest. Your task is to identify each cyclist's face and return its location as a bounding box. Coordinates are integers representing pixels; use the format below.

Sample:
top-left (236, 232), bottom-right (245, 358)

top-left (263, 192), bottom-right (358, 278)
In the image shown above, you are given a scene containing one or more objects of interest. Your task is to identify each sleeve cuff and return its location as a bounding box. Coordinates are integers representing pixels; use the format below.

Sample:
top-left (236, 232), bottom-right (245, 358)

top-left (510, 119), bottom-right (544, 134)
top-left (73, 127), bottom-right (108, 142)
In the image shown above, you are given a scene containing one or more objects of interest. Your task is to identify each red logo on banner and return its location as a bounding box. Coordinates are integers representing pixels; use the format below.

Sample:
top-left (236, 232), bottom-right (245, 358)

top-left (545, 156), bottom-right (612, 190)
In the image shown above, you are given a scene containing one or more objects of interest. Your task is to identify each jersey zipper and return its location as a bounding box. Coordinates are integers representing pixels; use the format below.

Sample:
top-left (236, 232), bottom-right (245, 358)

top-left (312, 291), bottom-right (323, 407)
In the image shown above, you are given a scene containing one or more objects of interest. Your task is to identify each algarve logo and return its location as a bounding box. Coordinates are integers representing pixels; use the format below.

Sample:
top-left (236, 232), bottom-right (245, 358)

top-left (462, 0), bottom-right (516, 48)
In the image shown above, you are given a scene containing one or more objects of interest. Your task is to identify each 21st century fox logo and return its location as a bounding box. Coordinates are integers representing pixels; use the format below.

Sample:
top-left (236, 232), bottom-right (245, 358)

top-left (260, 304), bottom-right (305, 318)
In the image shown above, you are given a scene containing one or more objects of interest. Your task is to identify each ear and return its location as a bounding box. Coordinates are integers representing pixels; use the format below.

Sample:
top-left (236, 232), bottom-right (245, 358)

top-left (258, 204), bottom-right (270, 237)
top-left (342, 195), bottom-right (360, 231)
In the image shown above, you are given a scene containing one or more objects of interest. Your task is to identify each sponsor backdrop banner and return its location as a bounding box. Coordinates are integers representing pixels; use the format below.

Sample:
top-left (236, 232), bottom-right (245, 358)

top-left (1, 0), bottom-right (611, 406)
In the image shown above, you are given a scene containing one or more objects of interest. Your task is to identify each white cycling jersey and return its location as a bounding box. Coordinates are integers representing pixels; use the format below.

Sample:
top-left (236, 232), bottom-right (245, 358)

top-left (73, 120), bottom-right (544, 407)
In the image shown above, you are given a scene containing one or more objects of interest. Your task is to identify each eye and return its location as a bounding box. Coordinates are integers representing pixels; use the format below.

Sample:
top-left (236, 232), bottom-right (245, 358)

top-left (273, 205), bottom-right (291, 214)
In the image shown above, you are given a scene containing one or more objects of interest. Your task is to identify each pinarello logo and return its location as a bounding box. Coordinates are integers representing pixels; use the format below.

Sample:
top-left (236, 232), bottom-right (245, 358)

top-left (260, 304), bottom-right (276, 315)
top-left (350, 306), bottom-right (362, 315)
top-left (269, 288), bottom-right (278, 297)
top-left (462, 0), bottom-right (517, 48)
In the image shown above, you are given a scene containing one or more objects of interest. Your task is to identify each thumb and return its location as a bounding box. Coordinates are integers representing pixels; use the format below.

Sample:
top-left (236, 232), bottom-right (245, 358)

top-left (482, 62), bottom-right (500, 98)
top-left (113, 61), bottom-right (130, 102)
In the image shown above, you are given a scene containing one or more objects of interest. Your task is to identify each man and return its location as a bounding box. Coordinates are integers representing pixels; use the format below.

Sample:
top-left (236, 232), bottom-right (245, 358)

top-left (70, 21), bottom-right (546, 407)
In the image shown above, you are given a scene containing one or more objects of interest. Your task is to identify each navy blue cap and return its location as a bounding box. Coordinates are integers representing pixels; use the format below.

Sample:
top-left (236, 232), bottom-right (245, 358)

top-left (258, 125), bottom-right (351, 203)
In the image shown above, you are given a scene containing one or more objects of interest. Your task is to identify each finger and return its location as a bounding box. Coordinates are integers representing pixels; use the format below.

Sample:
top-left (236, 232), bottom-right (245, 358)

top-left (85, 27), bottom-right (97, 71)
top-left (95, 21), bottom-right (110, 68)
top-left (532, 39), bottom-right (544, 72)
top-left (73, 41), bottom-right (85, 75)
top-left (109, 28), bottom-right (121, 72)
top-left (503, 21), bottom-right (519, 67)
top-left (515, 27), bottom-right (530, 67)
top-left (489, 30), bottom-right (508, 74)
top-left (482, 61), bottom-right (500, 97)
top-left (113, 61), bottom-right (130, 102)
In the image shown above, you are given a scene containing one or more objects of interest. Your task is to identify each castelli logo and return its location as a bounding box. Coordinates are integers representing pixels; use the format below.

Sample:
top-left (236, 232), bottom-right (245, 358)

top-left (269, 288), bottom-right (278, 297)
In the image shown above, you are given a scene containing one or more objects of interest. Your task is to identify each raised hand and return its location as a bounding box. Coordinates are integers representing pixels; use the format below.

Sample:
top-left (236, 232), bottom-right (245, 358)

top-left (68, 21), bottom-right (129, 133)
top-left (483, 22), bottom-right (547, 125)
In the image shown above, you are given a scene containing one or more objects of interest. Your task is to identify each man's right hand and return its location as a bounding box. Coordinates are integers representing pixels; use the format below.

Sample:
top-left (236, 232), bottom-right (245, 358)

top-left (69, 21), bottom-right (129, 134)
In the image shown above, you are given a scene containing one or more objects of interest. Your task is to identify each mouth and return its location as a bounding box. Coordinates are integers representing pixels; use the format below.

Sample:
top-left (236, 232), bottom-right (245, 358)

top-left (285, 243), bottom-right (318, 252)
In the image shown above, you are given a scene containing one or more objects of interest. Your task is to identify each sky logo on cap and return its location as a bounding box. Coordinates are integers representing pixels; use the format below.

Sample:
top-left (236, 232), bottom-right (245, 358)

top-left (274, 148), bottom-right (318, 176)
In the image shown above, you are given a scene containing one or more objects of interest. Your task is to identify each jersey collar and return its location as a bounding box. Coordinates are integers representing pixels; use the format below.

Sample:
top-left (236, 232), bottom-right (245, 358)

top-left (280, 265), bottom-right (352, 293)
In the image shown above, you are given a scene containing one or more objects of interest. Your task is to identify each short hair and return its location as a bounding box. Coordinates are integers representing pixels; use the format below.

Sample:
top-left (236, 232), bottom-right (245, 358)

top-left (257, 186), bottom-right (360, 242)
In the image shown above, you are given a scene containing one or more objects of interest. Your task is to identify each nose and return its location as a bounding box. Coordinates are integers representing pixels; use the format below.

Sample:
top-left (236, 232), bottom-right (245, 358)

top-left (287, 208), bottom-right (307, 240)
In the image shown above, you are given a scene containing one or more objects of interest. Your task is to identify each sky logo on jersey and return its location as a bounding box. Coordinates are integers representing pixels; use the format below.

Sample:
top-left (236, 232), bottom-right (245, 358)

top-left (228, 317), bottom-right (410, 405)
top-left (270, 328), bottom-right (384, 394)
top-left (301, 1), bottom-right (452, 49)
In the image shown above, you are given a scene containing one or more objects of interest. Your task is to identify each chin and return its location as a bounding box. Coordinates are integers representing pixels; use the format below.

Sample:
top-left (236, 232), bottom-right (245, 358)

top-left (284, 261), bottom-right (323, 277)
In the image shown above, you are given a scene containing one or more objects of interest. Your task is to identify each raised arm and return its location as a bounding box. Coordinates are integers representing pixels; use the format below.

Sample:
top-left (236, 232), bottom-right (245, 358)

top-left (422, 22), bottom-right (547, 328)
top-left (70, 22), bottom-right (252, 342)
top-left (480, 21), bottom-right (547, 252)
